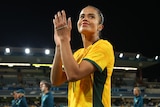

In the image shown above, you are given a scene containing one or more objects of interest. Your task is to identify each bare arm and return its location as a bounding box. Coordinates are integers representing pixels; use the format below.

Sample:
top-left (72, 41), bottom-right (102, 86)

top-left (60, 40), bottom-right (96, 81)
top-left (53, 10), bottom-right (96, 82)
top-left (50, 46), bottom-right (67, 86)
top-left (50, 14), bottom-right (67, 86)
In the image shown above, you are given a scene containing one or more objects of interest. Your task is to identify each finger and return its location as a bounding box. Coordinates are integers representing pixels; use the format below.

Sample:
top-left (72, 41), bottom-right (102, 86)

top-left (54, 14), bottom-right (58, 27)
top-left (68, 17), bottom-right (72, 30)
top-left (53, 19), bottom-right (56, 29)
top-left (57, 11), bottom-right (63, 23)
top-left (53, 18), bottom-right (58, 30)
top-left (53, 19), bottom-right (57, 34)
top-left (61, 10), bottom-right (67, 24)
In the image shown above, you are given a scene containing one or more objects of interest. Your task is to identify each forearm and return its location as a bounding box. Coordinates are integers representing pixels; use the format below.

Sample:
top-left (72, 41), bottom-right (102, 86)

top-left (60, 40), bottom-right (80, 81)
top-left (50, 46), bottom-right (67, 86)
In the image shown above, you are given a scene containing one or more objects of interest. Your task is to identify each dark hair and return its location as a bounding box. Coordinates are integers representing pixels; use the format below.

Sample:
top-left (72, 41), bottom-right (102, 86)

top-left (44, 82), bottom-right (51, 90)
top-left (81, 5), bottom-right (105, 38)
top-left (40, 80), bottom-right (51, 90)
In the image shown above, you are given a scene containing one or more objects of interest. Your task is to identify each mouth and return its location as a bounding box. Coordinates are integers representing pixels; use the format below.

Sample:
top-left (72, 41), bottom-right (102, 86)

top-left (81, 23), bottom-right (89, 27)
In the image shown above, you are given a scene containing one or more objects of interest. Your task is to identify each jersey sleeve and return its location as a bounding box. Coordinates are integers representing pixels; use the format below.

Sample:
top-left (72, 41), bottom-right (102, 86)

top-left (83, 40), bottom-right (114, 73)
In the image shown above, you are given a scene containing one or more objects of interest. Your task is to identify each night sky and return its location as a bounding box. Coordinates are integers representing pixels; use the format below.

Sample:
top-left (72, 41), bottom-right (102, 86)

top-left (0, 0), bottom-right (159, 58)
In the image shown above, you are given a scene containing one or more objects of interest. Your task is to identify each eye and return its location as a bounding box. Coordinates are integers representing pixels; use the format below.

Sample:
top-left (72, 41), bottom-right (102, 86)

top-left (89, 15), bottom-right (95, 19)
top-left (79, 15), bottom-right (84, 19)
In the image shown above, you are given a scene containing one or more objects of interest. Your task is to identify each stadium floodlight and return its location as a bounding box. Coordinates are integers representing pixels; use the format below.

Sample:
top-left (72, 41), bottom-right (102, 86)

top-left (25, 48), bottom-right (30, 54)
top-left (136, 54), bottom-right (140, 59)
top-left (45, 49), bottom-right (50, 55)
top-left (119, 53), bottom-right (123, 58)
top-left (155, 56), bottom-right (159, 60)
top-left (4, 48), bottom-right (11, 55)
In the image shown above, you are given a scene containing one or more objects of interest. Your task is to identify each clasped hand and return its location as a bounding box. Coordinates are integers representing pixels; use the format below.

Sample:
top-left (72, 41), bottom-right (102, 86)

top-left (53, 10), bottom-right (72, 41)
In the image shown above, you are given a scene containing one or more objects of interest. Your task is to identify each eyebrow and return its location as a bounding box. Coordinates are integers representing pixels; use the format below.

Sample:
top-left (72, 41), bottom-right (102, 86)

top-left (80, 13), bottom-right (96, 16)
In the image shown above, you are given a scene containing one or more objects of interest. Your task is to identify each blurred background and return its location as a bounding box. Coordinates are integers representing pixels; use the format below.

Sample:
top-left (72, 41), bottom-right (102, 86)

top-left (0, 0), bottom-right (159, 107)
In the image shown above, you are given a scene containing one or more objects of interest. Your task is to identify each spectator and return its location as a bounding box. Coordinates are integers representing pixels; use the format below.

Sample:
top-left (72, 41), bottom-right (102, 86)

top-left (11, 90), bottom-right (18, 107)
top-left (40, 80), bottom-right (54, 107)
top-left (133, 87), bottom-right (143, 107)
top-left (15, 89), bottom-right (28, 107)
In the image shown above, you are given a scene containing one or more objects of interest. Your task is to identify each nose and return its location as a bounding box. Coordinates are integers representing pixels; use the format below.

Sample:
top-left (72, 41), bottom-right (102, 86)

top-left (82, 16), bottom-right (88, 22)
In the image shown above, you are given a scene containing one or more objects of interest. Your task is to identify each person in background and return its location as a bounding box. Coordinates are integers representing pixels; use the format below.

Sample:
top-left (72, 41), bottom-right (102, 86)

top-left (50, 5), bottom-right (115, 107)
top-left (133, 87), bottom-right (143, 107)
top-left (11, 90), bottom-right (18, 107)
top-left (15, 89), bottom-right (28, 107)
top-left (40, 80), bottom-right (54, 107)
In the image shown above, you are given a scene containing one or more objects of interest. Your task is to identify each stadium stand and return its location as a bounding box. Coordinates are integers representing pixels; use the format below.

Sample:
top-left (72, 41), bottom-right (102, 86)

top-left (0, 47), bottom-right (160, 106)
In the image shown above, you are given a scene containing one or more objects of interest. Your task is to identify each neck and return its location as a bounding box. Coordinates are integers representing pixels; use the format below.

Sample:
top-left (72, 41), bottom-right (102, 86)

top-left (43, 90), bottom-right (49, 94)
top-left (81, 34), bottom-right (100, 48)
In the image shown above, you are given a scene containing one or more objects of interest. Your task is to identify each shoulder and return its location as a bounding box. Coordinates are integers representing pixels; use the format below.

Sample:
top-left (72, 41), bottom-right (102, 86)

top-left (73, 48), bottom-right (84, 55)
top-left (93, 39), bottom-right (114, 53)
top-left (97, 39), bottom-right (113, 47)
top-left (46, 92), bottom-right (54, 98)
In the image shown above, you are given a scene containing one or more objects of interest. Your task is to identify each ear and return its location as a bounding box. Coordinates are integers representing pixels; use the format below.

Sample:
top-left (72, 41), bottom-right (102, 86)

top-left (97, 24), bottom-right (104, 31)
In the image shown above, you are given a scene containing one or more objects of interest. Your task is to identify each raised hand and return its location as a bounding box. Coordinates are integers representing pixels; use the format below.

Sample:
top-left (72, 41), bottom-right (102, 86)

top-left (53, 10), bottom-right (72, 43)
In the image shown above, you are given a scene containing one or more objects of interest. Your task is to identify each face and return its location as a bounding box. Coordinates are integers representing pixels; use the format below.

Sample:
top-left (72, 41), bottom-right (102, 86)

top-left (40, 82), bottom-right (46, 92)
top-left (16, 93), bottom-right (23, 98)
top-left (77, 6), bottom-right (103, 35)
top-left (12, 91), bottom-right (18, 99)
top-left (133, 88), bottom-right (139, 96)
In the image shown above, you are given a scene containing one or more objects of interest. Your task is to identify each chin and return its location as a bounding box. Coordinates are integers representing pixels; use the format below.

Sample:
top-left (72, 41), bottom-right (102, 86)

top-left (80, 29), bottom-right (90, 34)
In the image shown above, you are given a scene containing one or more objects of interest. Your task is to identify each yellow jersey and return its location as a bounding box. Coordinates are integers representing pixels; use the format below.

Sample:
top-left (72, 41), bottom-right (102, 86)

top-left (68, 39), bottom-right (115, 107)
